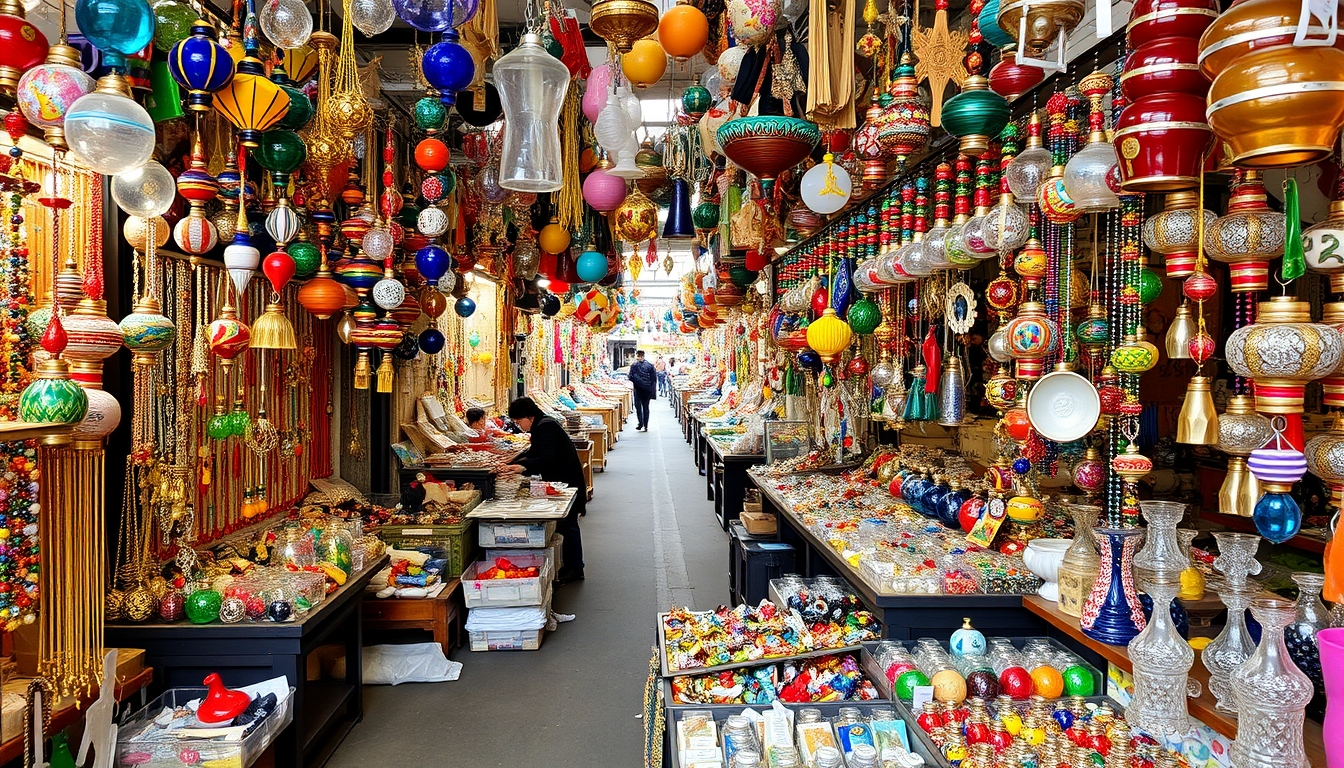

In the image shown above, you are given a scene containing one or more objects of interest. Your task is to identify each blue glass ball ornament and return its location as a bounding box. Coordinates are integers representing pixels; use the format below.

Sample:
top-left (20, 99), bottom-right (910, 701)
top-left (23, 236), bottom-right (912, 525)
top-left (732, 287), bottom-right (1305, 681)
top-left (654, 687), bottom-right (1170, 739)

top-left (454, 296), bottom-right (476, 317)
top-left (418, 328), bottom-right (446, 354)
top-left (796, 350), bottom-right (822, 372)
top-left (392, 0), bottom-right (479, 31)
top-left (1012, 457), bottom-right (1031, 475)
top-left (167, 19), bottom-right (234, 111)
top-left (1253, 491), bottom-right (1302, 544)
top-left (421, 31), bottom-right (475, 105)
top-left (75, 0), bottom-right (157, 67)
top-left (576, 250), bottom-right (608, 283)
top-left (540, 293), bottom-right (561, 317)
top-left (415, 245), bottom-right (451, 284)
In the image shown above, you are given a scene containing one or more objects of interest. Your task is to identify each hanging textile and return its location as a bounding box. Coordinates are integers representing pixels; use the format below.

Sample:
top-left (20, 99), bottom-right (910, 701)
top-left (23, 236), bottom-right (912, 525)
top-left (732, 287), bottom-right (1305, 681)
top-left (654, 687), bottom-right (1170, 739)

top-left (807, 0), bottom-right (857, 129)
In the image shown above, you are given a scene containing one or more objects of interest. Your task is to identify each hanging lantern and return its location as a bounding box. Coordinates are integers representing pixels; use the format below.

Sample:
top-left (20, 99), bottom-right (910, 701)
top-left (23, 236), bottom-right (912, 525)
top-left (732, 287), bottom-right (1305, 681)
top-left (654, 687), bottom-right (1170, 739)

top-left (496, 33), bottom-right (569, 192)
top-left (297, 250), bottom-right (348, 319)
top-left (1004, 300), bottom-right (1054, 380)
top-left (1217, 394), bottom-right (1271, 518)
top-left (613, 188), bottom-right (658, 243)
top-left (213, 56), bottom-right (292, 147)
top-left (1305, 174), bottom-right (1344, 292)
top-left (1062, 71), bottom-right (1120, 212)
top-left (988, 48), bottom-right (1044, 101)
top-left (718, 116), bottom-right (821, 194)
top-left (941, 77), bottom-right (1010, 156)
top-left (588, 0), bottom-right (660, 53)
top-left (254, 129), bottom-right (307, 189)
top-left (0, 0), bottom-right (47, 96)
top-left (1227, 296), bottom-right (1344, 413)
top-left (876, 53), bottom-right (930, 169)
top-left (799, 153), bottom-right (853, 216)
top-left (658, 0), bottom-right (707, 61)
top-left (1165, 303), bottom-right (1196, 359)
top-left (1206, 171), bottom-right (1282, 293)
top-left (16, 43), bottom-right (95, 150)
top-left (622, 37), bottom-right (667, 88)
top-left (1006, 111), bottom-right (1051, 199)
top-left (258, 0), bottom-right (312, 49)
top-left (392, 0), bottom-right (480, 33)
top-left (167, 19), bottom-right (233, 111)
top-left (806, 308), bottom-right (853, 364)
top-left (1111, 331), bottom-right (1160, 373)
top-left (1248, 417), bottom-right (1307, 543)
top-left (422, 30), bottom-right (475, 105)
top-left (1143, 192), bottom-right (1216, 278)
top-left (223, 204), bottom-right (261, 296)
top-left (280, 44), bottom-right (318, 84)
top-left (265, 198), bottom-right (302, 247)
top-left (1306, 413), bottom-right (1344, 512)
top-left (208, 301), bottom-right (251, 361)
top-left (64, 299), bottom-right (124, 364)
top-left (119, 296), bottom-right (176, 365)
top-left (996, 0), bottom-right (1084, 55)
top-left (19, 357), bottom-right (87, 425)
top-left (65, 73), bottom-right (156, 175)
top-left (270, 64), bottom-right (313, 130)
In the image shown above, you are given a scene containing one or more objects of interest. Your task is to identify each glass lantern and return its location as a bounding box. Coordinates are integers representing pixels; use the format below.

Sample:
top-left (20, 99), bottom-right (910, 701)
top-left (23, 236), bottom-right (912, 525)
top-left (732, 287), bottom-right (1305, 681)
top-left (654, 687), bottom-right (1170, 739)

top-left (1063, 137), bottom-right (1120, 212)
top-left (495, 33), bottom-right (569, 193)
top-left (65, 76), bottom-right (155, 176)
top-left (1006, 112), bottom-right (1051, 199)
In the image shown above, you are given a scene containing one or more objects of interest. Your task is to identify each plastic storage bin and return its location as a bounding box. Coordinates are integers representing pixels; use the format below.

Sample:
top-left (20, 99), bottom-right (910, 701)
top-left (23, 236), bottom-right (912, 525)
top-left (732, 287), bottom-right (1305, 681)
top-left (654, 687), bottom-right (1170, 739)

top-left (116, 686), bottom-right (295, 768)
top-left (729, 522), bottom-right (795, 606)
top-left (461, 553), bottom-right (552, 608)
top-left (375, 521), bottom-right (477, 578)
top-left (468, 627), bottom-right (545, 651)
top-left (477, 519), bottom-right (557, 548)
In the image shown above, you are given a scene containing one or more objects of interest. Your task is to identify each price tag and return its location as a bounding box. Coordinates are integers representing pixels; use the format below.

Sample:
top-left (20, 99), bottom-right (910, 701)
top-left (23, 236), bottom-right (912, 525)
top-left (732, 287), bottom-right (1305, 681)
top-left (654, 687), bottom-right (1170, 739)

top-left (967, 497), bottom-right (1007, 548)
top-left (911, 685), bottom-right (935, 709)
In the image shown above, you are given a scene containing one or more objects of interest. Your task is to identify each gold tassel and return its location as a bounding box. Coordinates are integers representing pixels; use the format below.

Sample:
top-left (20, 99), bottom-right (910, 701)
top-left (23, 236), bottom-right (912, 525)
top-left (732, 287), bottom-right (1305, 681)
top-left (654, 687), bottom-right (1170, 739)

top-left (354, 351), bottom-right (371, 390)
top-left (557, 83), bottom-right (583, 231)
top-left (376, 352), bottom-right (394, 393)
top-left (250, 303), bottom-right (297, 350)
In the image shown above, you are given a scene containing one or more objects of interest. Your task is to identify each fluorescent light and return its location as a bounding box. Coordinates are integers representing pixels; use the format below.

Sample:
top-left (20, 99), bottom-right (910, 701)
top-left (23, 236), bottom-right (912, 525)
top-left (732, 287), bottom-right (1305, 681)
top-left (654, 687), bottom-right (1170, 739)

top-left (537, 278), bottom-right (551, 288)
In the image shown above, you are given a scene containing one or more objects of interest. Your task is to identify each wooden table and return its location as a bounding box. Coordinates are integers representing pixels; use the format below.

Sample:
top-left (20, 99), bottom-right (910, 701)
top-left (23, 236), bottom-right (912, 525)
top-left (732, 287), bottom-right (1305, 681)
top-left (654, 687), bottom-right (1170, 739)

top-left (705, 434), bottom-right (765, 530)
top-left (748, 475), bottom-right (1044, 640)
top-left (1024, 594), bottom-right (1327, 766)
top-left (574, 439), bottom-right (594, 500)
top-left (583, 426), bottom-right (608, 471)
top-left (578, 406), bottom-right (620, 445)
top-left (362, 578), bottom-right (463, 657)
top-left (0, 666), bottom-right (154, 765)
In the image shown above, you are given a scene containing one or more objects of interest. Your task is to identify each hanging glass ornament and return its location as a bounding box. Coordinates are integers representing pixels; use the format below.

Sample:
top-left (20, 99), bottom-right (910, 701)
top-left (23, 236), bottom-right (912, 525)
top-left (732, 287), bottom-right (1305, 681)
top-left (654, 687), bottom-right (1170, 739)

top-left (214, 56), bottom-right (292, 147)
top-left (1063, 71), bottom-right (1120, 212)
top-left (65, 74), bottom-right (156, 175)
top-left (1249, 417), bottom-right (1307, 543)
top-left (1207, 171), bottom-right (1283, 293)
top-left (393, 0), bottom-right (478, 32)
top-left (422, 30), bottom-right (475, 105)
top-left (113, 161), bottom-right (176, 218)
top-left (223, 205), bottom-right (260, 296)
top-left (496, 33), bottom-right (569, 192)
top-left (16, 43), bottom-right (95, 151)
top-left (350, 0), bottom-right (396, 35)
top-left (74, 0), bottom-right (153, 68)
top-left (259, 0), bottom-right (313, 49)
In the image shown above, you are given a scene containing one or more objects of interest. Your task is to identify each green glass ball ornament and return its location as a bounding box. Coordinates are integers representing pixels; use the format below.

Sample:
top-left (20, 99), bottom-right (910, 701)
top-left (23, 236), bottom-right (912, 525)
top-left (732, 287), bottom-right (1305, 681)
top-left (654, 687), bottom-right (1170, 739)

top-left (26, 305), bottom-right (51, 340)
top-left (821, 370), bottom-right (834, 387)
top-left (729, 265), bottom-right (757, 288)
top-left (542, 31), bottom-right (563, 59)
top-left (273, 82), bottom-right (313, 131)
top-left (847, 296), bottom-right (881, 335)
top-left (288, 241), bottom-right (321, 278)
top-left (692, 201), bottom-right (719, 230)
top-left (18, 370), bottom-right (88, 424)
top-left (185, 589), bottom-right (222, 624)
top-left (1138, 267), bottom-right (1163, 304)
top-left (207, 413), bottom-right (231, 440)
top-left (226, 408), bottom-right (251, 437)
top-left (1062, 664), bottom-right (1095, 696)
top-left (895, 669), bottom-right (931, 700)
top-left (151, 0), bottom-right (197, 51)
top-left (414, 96), bottom-right (447, 133)
top-left (682, 84), bottom-right (711, 115)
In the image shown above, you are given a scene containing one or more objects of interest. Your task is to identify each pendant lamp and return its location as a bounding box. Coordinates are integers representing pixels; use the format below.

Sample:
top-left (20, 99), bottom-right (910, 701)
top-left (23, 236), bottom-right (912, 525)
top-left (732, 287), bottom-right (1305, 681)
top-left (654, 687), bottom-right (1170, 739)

top-left (495, 33), bottom-right (569, 192)
top-left (73, 0), bottom-right (151, 69)
top-left (223, 204), bottom-right (260, 296)
top-left (422, 30), bottom-right (475, 105)
top-left (167, 19), bottom-right (233, 111)
top-left (213, 55), bottom-right (292, 147)
top-left (297, 247), bottom-right (347, 319)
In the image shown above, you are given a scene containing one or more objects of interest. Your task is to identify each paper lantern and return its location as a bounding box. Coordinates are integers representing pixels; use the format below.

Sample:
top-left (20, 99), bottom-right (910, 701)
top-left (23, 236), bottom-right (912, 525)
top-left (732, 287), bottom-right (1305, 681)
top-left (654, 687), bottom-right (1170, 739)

top-left (539, 222), bottom-right (570, 253)
top-left (806, 308), bottom-right (853, 363)
top-left (800, 153), bottom-right (852, 215)
top-left (213, 56), bottom-right (292, 147)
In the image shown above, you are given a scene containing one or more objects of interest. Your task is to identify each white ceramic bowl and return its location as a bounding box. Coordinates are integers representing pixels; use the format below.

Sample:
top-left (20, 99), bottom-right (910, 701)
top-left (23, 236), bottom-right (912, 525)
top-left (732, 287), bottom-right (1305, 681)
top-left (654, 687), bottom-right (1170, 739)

top-left (1023, 538), bottom-right (1072, 601)
top-left (1025, 369), bottom-right (1101, 443)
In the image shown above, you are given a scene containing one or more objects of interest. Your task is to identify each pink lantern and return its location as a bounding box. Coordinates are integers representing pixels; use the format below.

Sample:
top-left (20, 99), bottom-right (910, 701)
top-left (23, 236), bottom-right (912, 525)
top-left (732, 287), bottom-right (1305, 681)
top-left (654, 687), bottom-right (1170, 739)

top-left (583, 63), bottom-right (614, 123)
top-left (582, 165), bottom-right (627, 212)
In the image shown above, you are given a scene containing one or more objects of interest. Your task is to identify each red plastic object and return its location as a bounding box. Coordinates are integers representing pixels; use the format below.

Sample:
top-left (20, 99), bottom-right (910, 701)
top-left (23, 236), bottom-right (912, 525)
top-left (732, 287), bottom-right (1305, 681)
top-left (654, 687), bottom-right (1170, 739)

top-left (197, 673), bottom-right (251, 725)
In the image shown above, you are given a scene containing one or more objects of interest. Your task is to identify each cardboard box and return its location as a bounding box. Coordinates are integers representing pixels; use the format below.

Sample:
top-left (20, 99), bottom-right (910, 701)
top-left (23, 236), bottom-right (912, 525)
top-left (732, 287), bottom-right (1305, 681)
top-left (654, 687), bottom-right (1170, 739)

top-left (740, 509), bottom-right (777, 536)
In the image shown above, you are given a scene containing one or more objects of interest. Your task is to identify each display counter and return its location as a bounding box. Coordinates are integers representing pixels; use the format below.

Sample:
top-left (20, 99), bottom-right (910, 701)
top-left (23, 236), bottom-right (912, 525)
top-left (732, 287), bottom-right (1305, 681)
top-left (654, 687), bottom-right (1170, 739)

top-left (749, 476), bottom-right (1045, 640)
top-left (705, 434), bottom-right (765, 530)
top-left (106, 554), bottom-right (388, 768)
top-left (396, 447), bottom-right (526, 509)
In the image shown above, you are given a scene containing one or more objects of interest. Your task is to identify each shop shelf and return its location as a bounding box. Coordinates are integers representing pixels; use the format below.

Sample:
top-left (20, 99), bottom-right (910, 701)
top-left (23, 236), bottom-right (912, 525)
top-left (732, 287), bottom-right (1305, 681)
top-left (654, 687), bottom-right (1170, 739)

top-left (373, 520), bottom-right (477, 578)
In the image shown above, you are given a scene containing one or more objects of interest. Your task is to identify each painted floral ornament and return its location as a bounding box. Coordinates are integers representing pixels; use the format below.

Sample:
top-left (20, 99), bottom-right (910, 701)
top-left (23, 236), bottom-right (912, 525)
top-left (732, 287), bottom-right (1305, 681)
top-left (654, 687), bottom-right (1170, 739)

top-left (1248, 416), bottom-right (1306, 543)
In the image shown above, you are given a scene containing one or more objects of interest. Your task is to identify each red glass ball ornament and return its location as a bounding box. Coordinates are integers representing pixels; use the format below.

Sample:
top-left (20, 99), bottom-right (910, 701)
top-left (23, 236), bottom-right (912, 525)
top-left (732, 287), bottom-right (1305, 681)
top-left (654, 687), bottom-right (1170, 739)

top-left (1098, 385), bottom-right (1125, 415)
top-left (41, 314), bottom-right (67, 356)
top-left (262, 250), bottom-right (295, 294)
top-left (1002, 408), bottom-right (1032, 442)
top-left (1189, 332), bottom-right (1216, 363)
top-left (824, 130), bottom-right (852, 153)
top-left (985, 273), bottom-right (1021, 313)
top-left (810, 285), bottom-right (829, 316)
top-left (999, 666), bottom-right (1034, 698)
top-left (1183, 271), bottom-right (1217, 302)
top-left (415, 138), bottom-right (450, 172)
top-left (4, 110), bottom-right (29, 144)
top-left (959, 496), bottom-right (985, 532)
top-left (1118, 399), bottom-right (1144, 417)
top-left (965, 719), bottom-right (991, 744)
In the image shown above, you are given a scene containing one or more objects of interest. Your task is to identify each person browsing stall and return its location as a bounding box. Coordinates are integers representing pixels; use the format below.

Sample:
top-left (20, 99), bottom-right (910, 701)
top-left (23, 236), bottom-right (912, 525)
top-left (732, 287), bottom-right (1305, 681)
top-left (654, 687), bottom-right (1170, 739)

top-left (501, 396), bottom-right (585, 584)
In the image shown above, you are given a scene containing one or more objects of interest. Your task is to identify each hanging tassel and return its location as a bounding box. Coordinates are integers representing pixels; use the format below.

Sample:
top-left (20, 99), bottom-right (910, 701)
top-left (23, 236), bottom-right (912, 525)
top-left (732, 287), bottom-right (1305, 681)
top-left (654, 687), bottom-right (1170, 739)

top-left (557, 83), bottom-right (583, 231)
top-left (250, 303), bottom-right (297, 350)
top-left (1283, 177), bottom-right (1306, 281)
top-left (354, 351), bottom-right (371, 390)
top-left (646, 238), bottom-right (658, 266)
top-left (922, 325), bottom-right (941, 394)
top-left (376, 352), bottom-right (394, 393)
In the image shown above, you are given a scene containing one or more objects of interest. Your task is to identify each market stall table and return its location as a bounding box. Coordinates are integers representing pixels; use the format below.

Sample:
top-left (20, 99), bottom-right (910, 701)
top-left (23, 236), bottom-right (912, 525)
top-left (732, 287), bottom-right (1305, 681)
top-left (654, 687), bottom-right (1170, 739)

top-left (362, 578), bottom-right (463, 657)
top-left (1023, 594), bottom-right (1327, 766)
top-left (0, 666), bottom-right (155, 766)
top-left (705, 434), bottom-right (765, 530)
top-left (396, 446), bottom-right (526, 510)
top-left (750, 476), bottom-right (1046, 640)
top-left (578, 406), bottom-right (621, 445)
top-left (105, 554), bottom-right (389, 768)
top-left (583, 425), bottom-right (608, 471)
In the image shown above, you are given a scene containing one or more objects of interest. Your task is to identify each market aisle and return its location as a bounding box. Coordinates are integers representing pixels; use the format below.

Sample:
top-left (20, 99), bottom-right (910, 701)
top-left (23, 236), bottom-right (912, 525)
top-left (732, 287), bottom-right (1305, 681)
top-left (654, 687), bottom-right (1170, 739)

top-left (327, 402), bottom-right (729, 767)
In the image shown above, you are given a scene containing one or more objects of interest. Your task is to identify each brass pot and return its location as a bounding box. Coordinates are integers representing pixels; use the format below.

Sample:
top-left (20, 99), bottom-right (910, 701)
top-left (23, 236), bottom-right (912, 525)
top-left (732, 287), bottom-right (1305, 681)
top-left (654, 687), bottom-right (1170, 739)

top-left (997, 0), bottom-right (1085, 55)
top-left (589, 0), bottom-right (660, 53)
top-left (1198, 0), bottom-right (1344, 79)
top-left (1207, 45), bottom-right (1344, 169)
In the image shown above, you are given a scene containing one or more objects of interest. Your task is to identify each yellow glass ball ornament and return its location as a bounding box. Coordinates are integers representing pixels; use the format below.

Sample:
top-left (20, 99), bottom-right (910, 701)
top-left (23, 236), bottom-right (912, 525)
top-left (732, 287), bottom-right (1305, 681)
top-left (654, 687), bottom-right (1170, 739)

top-left (930, 669), bottom-right (967, 705)
top-left (539, 222), bottom-right (570, 253)
top-left (1006, 495), bottom-right (1043, 523)
top-left (124, 216), bottom-right (170, 251)
top-left (622, 37), bottom-right (668, 89)
top-left (806, 308), bottom-right (854, 363)
top-left (613, 187), bottom-right (658, 243)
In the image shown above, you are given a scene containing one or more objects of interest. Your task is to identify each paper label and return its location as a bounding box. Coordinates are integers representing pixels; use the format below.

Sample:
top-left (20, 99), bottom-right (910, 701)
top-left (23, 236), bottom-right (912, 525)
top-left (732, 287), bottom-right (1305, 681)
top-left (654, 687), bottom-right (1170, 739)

top-left (967, 497), bottom-right (1007, 548)
top-left (911, 685), bottom-right (935, 709)
top-left (485, 584), bottom-right (522, 602)
top-left (401, 528), bottom-right (432, 536)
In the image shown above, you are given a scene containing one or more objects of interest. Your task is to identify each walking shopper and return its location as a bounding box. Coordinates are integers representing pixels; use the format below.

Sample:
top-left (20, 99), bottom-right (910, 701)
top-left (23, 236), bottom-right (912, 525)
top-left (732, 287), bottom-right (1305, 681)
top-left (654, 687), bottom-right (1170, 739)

top-left (628, 350), bottom-right (657, 431)
top-left (655, 354), bottom-right (667, 396)
top-left (501, 397), bottom-right (586, 584)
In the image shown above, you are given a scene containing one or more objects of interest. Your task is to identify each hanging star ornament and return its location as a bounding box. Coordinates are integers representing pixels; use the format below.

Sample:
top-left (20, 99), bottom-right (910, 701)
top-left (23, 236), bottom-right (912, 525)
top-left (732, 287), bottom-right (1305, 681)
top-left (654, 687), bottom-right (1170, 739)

top-left (911, 3), bottom-right (969, 127)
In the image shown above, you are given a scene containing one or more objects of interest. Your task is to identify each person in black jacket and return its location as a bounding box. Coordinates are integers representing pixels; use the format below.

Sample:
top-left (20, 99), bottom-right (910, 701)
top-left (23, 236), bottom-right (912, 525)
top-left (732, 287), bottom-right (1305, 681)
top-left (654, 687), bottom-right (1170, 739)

top-left (502, 397), bottom-right (586, 584)
top-left (628, 350), bottom-right (657, 431)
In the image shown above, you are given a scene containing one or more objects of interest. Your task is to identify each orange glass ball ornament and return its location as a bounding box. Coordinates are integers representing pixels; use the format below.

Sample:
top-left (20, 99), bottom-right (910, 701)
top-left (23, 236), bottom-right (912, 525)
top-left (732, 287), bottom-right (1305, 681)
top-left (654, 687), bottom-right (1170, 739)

top-left (539, 223), bottom-right (570, 254)
top-left (1030, 666), bottom-right (1064, 698)
top-left (658, 3), bottom-right (708, 61)
top-left (622, 38), bottom-right (668, 89)
top-left (421, 287), bottom-right (448, 318)
top-left (415, 138), bottom-right (450, 172)
top-left (296, 270), bottom-right (347, 319)
top-left (1002, 407), bottom-right (1032, 442)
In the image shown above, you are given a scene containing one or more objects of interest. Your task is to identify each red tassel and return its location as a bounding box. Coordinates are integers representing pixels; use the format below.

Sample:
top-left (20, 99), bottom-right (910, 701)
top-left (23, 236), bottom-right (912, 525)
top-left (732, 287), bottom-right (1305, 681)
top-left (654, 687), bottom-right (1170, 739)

top-left (922, 326), bottom-right (941, 394)
top-left (233, 444), bottom-right (242, 476)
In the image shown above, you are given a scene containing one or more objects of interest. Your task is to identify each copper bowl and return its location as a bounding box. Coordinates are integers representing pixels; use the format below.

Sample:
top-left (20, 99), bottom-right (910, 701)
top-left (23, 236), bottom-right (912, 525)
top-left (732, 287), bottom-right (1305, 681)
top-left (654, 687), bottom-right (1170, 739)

top-left (1198, 0), bottom-right (1344, 79)
top-left (1207, 45), bottom-right (1344, 168)
top-left (1128, 0), bottom-right (1218, 48)
top-left (1122, 36), bottom-right (1209, 101)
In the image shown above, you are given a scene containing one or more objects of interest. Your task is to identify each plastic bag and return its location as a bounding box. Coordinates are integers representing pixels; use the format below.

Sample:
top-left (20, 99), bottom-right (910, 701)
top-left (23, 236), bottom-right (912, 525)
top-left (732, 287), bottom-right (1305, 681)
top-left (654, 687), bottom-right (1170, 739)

top-left (362, 643), bottom-right (462, 685)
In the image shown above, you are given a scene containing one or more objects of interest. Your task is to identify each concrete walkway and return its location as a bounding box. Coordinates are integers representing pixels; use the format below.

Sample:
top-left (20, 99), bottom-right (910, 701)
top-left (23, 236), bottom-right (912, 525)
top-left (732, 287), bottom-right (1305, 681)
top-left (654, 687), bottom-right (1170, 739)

top-left (327, 398), bottom-right (729, 767)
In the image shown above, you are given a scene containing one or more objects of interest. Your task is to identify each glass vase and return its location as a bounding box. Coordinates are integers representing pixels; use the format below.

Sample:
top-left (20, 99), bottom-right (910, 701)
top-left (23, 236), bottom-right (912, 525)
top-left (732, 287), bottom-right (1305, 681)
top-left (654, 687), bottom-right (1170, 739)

top-left (1133, 500), bottom-right (1188, 589)
top-left (1177, 529), bottom-right (1206, 601)
top-left (1127, 576), bottom-right (1193, 737)
top-left (1229, 598), bottom-right (1313, 768)
top-left (1057, 503), bottom-right (1101, 618)
top-left (1287, 571), bottom-right (1328, 720)
top-left (1080, 528), bottom-right (1147, 645)
top-left (1212, 531), bottom-right (1263, 590)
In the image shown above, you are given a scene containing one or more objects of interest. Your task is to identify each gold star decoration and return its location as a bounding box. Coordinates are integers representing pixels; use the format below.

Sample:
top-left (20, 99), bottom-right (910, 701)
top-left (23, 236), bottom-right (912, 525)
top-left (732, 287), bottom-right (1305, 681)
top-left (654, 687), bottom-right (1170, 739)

top-left (911, 6), bottom-right (969, 127)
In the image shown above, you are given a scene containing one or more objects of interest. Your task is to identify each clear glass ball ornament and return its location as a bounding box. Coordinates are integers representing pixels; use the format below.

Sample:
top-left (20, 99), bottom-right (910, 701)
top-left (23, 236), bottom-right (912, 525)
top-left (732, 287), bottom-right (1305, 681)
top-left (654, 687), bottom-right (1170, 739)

top-left (350, 0), bottom-right (396, 35)
top-left (112, 161), bottom-right (176, 218)
top-left (259, 0), bottom-right (313, 49)
top-left (418, 206), bottom-right (449, 237)
top-left (1006, 144), bottom-right (1052, 199)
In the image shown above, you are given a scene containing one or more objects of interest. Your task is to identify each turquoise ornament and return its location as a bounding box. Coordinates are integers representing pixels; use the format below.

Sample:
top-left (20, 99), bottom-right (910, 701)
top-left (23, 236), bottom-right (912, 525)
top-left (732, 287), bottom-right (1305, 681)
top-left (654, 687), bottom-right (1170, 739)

top-left (682, 84), bottom-right (711, 115)
top-left (978, 0), bottom-right (1014, 48)
top-left (414, 95), bottom-right (447, 132)
top-left (576, 250), bottom-right (608, 283)
top-left (949, 617), bottom-right (987, 657)
top-left (76, 0), bottom-right (157, 68)
top-left (941, 77), bottom-right (1011, 156)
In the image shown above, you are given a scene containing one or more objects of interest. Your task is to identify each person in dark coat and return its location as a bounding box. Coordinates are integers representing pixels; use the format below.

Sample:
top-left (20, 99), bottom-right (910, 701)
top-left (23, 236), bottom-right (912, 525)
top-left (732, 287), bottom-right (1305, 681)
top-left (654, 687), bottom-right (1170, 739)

top-left (503, 397), bottom-right (586, 584)
top-left (628, 350), bottom-right (657, 431)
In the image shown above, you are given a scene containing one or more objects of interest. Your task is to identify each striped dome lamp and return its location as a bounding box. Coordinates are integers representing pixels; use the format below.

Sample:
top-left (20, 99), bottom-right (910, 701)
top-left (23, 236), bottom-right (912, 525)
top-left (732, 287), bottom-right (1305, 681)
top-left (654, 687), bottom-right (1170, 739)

top-left (213, 55), bottom-right (290, 148)
top-left (279, 43), bottom-right (318, 85)
top-left (167, 19), bottom-right (234, 111)
top-left (174, 134), bottom-right (219, 255)
top-left (1248, 416), bottom-right (1307, 543)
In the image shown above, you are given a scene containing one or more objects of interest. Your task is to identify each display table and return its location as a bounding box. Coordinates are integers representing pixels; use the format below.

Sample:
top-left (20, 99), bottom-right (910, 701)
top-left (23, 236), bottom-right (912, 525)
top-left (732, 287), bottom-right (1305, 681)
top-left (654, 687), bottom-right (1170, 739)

top-left (574, 439), bottom-right (594, 501)
top-left (396, 447), bottom-right (526, 510)
top-left (583, 426), bottom-right (608, 471)
top-left (705, 434), bottom-right (765, 530)
top-left (1023, 594), bottom-right (1327, 765)
top-left (0, 666), bottom-right (154, 765)
top-left (750, 476), bottom-right (1045, 640)
top-left (578, 406), bottom-right (621, 445)
top-left (106, 555), bottom-right (388, 768)
top-left (362, 577), bottom-right (463, 657)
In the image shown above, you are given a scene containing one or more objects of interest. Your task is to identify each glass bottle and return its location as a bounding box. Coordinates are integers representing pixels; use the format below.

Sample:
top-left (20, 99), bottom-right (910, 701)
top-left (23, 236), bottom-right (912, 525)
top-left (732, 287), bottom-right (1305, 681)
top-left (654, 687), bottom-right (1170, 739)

top-left (1127, 575), bottom-right (1193, 736)
top-left (1286, 571), bottom-right (1328, 719)
top-left (1228, 598), bottom-right (1313, 768)
top-left (1202, 532), bottom-right (1262, 713)
top-left (1133, 500), bottom-right (1188, 589)
top-left (1057, 503), bottom-right (1101, 617)
top-left (494, 33), bottom-right (569, 192)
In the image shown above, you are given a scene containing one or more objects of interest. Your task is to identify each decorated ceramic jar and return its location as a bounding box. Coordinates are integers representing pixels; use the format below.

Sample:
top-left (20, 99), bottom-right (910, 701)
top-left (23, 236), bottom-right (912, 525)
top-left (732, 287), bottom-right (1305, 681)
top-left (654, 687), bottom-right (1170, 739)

top-left (1114, 93), bottom-right (1212, 193)
top-left (1128, 0), bottom-right (1218, 49)
top-left (1142, 191), bottom-right (1217, 277)
top-left (1197, 0), bottom-right (1344, 79)
top-left (1303, 183), bottom-right (1344, 292)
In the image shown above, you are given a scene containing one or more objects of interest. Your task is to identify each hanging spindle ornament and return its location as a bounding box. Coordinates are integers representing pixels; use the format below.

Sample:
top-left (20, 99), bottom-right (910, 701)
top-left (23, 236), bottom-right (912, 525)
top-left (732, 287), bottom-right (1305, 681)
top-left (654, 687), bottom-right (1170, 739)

top-left (1248, 416), bottom-right (1307, 543)
top-left (174, 135), bottom-right (219, 255)
top-left (422, 29), bottom-right (475, 106)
